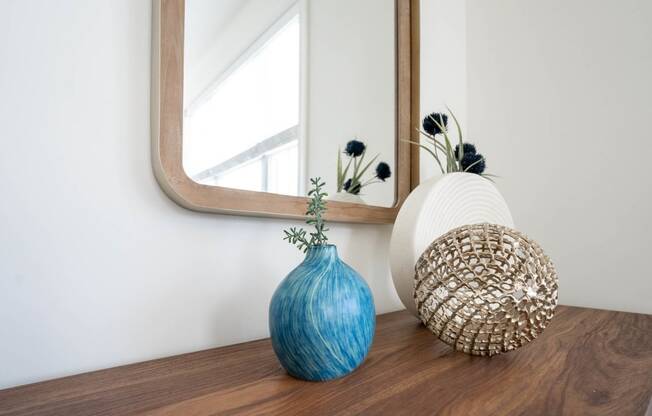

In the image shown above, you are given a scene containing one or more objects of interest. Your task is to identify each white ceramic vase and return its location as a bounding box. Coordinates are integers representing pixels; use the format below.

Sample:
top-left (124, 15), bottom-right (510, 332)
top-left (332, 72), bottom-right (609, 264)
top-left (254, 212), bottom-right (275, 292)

top-left (389, 172), bottom-right (514, 316)
top-left (328, 192), bottom-right (366, 205)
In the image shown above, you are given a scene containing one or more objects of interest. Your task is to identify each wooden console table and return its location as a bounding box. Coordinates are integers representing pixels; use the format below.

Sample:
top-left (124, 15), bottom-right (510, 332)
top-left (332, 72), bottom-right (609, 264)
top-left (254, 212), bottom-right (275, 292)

top-left (1, 306), bottom-right (651, 415)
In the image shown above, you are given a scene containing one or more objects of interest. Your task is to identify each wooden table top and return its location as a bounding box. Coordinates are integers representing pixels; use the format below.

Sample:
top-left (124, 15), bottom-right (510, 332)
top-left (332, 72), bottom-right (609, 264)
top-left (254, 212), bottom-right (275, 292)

top-left (1, 306), bottom-right (651, 415)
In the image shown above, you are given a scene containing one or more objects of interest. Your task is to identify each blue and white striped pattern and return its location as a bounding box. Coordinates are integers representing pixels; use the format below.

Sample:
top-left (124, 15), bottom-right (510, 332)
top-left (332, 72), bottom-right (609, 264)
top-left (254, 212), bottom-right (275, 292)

top-left (269, 245), bottom-right (375, 381)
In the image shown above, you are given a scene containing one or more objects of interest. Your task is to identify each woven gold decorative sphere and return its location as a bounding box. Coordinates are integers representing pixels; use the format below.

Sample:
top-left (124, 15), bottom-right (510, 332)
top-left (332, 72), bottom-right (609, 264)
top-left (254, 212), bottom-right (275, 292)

top-left (414, 223), bottom-right (558, 356)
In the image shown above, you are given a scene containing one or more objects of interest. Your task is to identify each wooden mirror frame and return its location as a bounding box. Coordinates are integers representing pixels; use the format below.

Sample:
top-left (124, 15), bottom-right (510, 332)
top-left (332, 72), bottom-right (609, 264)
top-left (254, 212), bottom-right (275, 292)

top-left (151, 0), bottom-right (420, 223)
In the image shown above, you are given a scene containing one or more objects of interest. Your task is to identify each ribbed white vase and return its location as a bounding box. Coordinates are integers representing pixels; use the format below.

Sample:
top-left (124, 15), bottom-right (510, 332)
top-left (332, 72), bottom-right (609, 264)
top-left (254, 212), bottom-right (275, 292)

top-left (390, 172), bottom-right (514, 316)
top-left (328, 192), bottom-right (366, 205)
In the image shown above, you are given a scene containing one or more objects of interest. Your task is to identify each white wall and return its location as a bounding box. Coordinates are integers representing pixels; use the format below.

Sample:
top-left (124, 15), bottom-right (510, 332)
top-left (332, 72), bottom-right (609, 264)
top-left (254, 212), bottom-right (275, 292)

top-left (463, 0), bottom-right (652, 313)
top-left (419, 0), bottom-right (467, 181)
top-left (0, 0), bottom-right (402, 389)
top-left (423, 0), bottom-right (652, 315)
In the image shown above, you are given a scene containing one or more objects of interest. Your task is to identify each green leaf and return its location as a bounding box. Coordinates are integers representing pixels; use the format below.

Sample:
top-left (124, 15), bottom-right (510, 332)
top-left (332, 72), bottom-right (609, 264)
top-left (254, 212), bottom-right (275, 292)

top-left (283, 177), bottom-right (329, 252)
top-left (353, 153), bottom-right (380, 183)
top-left (338, 158), bottom-right (353, 192)
top-left (463, 156), bottom-right (485, 172)
top-left (417, 128), bottom-right (449, 154)
top-left (416, 127), bottom-right (444, 155)
top-left (337, 149), bottom-right (343, 191)
top-left (352, 148), bottom-right (365, 180)
top-left (401, 139), bottom-right (445, 174)
top-left (446, 106), bottom-right (464, 165)
top-left (429, 115), bottom-right (457, 172)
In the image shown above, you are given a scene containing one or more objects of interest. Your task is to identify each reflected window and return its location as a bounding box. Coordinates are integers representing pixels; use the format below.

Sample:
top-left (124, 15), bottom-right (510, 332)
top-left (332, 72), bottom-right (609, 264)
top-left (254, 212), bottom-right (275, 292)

top-left (183, 12), bottom-right (300, 195)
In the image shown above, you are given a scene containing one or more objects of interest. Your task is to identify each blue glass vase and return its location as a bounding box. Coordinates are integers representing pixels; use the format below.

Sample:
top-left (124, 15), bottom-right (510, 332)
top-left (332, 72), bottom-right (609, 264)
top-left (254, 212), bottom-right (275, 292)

top-left (269, 245), bottom-right (375, 381)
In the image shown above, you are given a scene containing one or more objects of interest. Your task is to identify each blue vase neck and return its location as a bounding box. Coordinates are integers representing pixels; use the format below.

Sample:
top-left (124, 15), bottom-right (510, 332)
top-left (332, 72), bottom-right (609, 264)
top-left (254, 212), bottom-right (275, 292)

top-left (303, 245), bottom-right (339, 265)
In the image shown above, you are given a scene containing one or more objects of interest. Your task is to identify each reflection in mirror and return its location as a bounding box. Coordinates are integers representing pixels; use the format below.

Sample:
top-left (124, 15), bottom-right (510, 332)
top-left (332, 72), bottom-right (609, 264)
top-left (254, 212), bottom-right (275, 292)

top-left (183, 0), bottom-right (396, 207)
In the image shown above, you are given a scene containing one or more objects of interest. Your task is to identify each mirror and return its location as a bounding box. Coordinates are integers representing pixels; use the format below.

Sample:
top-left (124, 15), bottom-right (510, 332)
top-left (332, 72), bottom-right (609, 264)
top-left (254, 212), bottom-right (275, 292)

top-left (151, 0), bottom-right (417, 223)
top-left (182, 0), bottom-right (396, 207)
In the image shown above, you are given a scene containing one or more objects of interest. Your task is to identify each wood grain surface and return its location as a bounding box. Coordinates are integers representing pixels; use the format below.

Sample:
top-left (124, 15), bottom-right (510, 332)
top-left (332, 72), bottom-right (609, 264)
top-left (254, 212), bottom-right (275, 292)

top-left (1, 306), bottom-right (651, 415)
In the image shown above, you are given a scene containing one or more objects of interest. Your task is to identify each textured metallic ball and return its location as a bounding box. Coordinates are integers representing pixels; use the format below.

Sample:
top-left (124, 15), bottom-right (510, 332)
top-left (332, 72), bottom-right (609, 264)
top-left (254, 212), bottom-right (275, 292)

top-left (414, 223), bottom-right (558, 356)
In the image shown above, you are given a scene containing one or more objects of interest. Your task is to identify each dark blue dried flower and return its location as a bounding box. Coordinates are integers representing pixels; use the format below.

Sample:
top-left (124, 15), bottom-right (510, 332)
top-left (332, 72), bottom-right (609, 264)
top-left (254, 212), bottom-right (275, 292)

top-left (343, 178), bottom-right (361, 194)
top-left (422, 113), bottom-right (448, 135)
top-left (375, 162), bottom-right (391, 181)
top-left (454, 143), bottom-right (477, 160)
top-left (461, 153), bottom-right (486, 174)
top-left (344, 140), bottom-right (366, 157)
